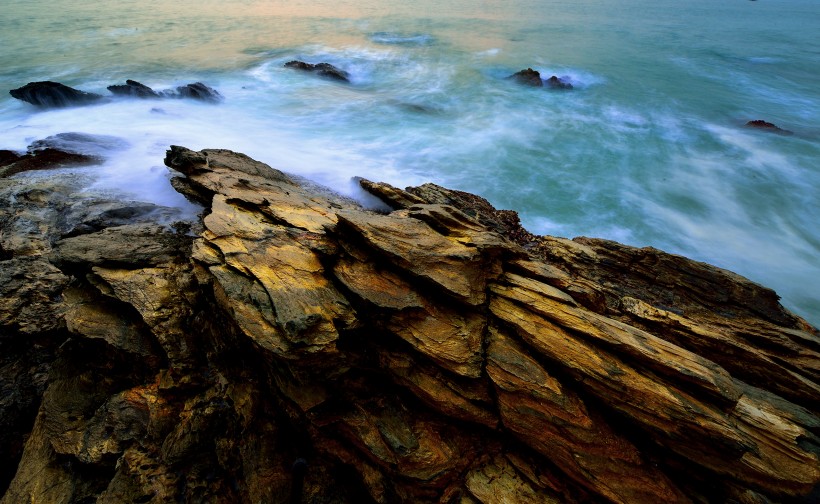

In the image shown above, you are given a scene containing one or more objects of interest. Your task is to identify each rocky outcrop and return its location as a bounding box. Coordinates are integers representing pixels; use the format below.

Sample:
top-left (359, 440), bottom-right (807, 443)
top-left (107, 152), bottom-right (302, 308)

top-left (545, 75), bottom-right (573, 90)
top-left (284, 60), bottom-right (351, 82)
top-left (745, 119), bottom-right (793, 135)
top-left (9, 81), bottom-right (104, 108)
top-left (107, 80), bottom-right (161, 98)
top-left (1, 146), bottom-right (818, 503)
top-left (10, 80), bottom-right (222, 107)
top-left (507, 69), bottom-right (573, 90)
top-left (0, 148), bottom-right (101, 179)
top-left (172, 82), bottom-right (223, 102)
top-left (508, 68), bottom-right (543, 87)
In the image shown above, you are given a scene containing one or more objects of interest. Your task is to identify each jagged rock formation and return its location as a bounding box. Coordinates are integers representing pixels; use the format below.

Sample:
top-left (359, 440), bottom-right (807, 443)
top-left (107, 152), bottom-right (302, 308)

top-left (284, 61), bottom-right (351, 83)
top-left (507, 69), bottom-right (573, 89)
top-left (745, 119), bottom-right (793, 135)
top-left (1, 146), bottom-right (818, 503)
top-left (107, 80), bottom-right (162, 99)
top-left (9, 81), bottom-right (104, 108)
top-left (10, 80), bottom-right (222, 107)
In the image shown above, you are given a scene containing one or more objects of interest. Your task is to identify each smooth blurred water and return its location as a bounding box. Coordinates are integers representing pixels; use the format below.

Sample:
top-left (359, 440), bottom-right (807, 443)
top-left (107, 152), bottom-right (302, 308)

top-left (1, 0), bottom-right (818, 325)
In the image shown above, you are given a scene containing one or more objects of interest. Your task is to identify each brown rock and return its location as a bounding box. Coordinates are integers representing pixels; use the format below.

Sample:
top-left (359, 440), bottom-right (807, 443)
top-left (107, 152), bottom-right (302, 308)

top-left (508, 68), bottom-right (543, 87)
top-left (1, 145), bottom-right (817, 504)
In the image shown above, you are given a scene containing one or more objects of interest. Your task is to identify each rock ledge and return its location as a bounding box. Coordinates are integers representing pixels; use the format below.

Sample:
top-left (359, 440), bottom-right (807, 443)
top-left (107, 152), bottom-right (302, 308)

top-left (1, 146), bottom-right (818, 503)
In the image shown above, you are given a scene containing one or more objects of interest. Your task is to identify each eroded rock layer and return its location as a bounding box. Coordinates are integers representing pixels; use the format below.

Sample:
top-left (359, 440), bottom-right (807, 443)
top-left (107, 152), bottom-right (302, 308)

top-left (1, 146), bottom-right (818, 503)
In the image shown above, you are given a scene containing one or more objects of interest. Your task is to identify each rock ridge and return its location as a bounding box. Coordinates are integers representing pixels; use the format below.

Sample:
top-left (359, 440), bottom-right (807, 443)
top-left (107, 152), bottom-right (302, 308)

top-left (1, 146), bottom-right (818, 503)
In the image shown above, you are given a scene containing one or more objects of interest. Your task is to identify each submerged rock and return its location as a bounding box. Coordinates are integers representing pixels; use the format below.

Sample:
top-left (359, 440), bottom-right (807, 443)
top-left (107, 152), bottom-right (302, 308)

top-left (0, 146), bottom-right (817, 503)
top-left (745, 119), bottom-right (793, 135)
top-left (284, 60), bottom-right (350, 82)
top-left (9, 81), bottom-right (104, 108)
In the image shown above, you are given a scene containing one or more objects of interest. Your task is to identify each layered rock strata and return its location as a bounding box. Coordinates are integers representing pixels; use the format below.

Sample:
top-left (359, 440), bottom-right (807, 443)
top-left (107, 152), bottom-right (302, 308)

top-left (1, 146), bottom-right (818, 503)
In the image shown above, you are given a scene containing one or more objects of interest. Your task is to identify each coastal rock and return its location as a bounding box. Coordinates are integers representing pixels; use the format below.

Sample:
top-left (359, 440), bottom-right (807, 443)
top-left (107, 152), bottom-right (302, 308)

top-left (506, 70), bottom-right (573, 90)
top-left (1, 146), bottom-right (818, 503)
top-left (0, 151), bottom-right (20, 168)
top-left (545, 75), bottom-right (573, 90)
top-left (173, 82), bottom-right (223, 102)
top-left (107, 79), bottom-right (160, 98)
top-left (9, 80), bottom-right (223, 106)
top-left (745, 119), bottom-right (793, 135)
top-left (9, 81), bottom-right (104, 108)
top-left (0, 148), bottom-right (101, 179)
top-left (284, 60), bottom-right (351, 82)
top-left (508, 68), bottom-right (543, 87)
top-left (0, 133), bottom-right (130, 179)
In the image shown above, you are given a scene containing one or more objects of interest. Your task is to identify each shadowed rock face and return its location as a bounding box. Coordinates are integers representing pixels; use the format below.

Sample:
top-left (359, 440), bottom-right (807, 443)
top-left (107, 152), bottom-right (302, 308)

top-left (284, 60), bottom-right (351, 82)
top-left (9, 81), bottom-right (104, 108)
top-left (107, 80), bottom-right (161, 98)
top-left (508, 68), bottom-right (543, 87)
top-left (10, 80), bottom-right (223, 107)
top-left (745, 119), bottom-right (793, 135)
top-left (1, 146), bottom-right (818, 504)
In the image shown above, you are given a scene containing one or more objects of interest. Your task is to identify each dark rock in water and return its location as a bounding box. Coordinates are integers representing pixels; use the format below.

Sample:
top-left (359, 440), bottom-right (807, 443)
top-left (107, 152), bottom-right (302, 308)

top-left (107, 79), bottom-right (160, 98)
top-left (284, 60), bottom-right (350, 82)
top-left (745, 119), bottom-right (793, 135)
top-left (0, 150), bottom-right (22, 168)
top-left (28, 132), bottom-right (129, 156)
top-left (0, 148), bottom-right (102, 178)
top-left (174, 82), bottom-right (223, 102)
top-left (284, 60), bottom-right (314, 72)
top-left (9, 81), bottom-right (104, 108)
top-left (0, 133), bottom-right (122, 178)
top-left (508, 68), bottom-right (543, 87)
top-left (546, 75), bottom-right (573, 90)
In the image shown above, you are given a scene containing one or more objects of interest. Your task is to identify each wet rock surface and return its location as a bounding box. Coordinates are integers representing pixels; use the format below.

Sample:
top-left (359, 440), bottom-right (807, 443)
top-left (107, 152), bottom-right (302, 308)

top-left (107, 79), bottom-right (161, 98)
top-left (284, 60), bottom-right (351, 82)
top-left (9, 81), bottom-right (104, 108)
top-left (1, 145), bottom-right (818, 503)
top-left (507, 69), bottom-right (573, 89)
top-left (545, 75), bottom-right (573, 90)
top-left (10, 80), bottom-right (223, 107)
top-left (745, 119), bottom-right (793, 135)
top-left (508, 68), bottom-right (544, 87)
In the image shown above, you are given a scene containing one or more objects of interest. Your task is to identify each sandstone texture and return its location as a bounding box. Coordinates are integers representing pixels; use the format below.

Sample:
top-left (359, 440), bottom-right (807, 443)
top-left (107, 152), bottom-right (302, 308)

top-left (1, 146), bottom-right (818, 503)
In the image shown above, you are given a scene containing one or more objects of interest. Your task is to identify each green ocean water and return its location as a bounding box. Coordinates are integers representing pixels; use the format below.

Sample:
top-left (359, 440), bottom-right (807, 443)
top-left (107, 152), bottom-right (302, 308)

top-left (1, 0), bottom-right (819, 324)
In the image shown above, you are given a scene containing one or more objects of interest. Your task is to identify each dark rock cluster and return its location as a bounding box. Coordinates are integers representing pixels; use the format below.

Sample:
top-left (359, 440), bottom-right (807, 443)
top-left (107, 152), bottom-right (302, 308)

top-left (284, 60), bottom-right (351, 83)
top-left (507, 68), bottom-right (574, 89)
top-left (9, 80), bottom-right (222, 108)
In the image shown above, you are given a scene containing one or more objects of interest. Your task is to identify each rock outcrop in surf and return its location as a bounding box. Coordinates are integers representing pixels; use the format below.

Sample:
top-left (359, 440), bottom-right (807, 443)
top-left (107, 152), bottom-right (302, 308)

top-left (9, 80), bottom-right (222, 107)
top-left (507, 68), bottom-right (573, 89)
top-left (284, 60), bottom-right (351, 82)
top-left (0, 145), bottom-right (818, 503)
top-left (9, 81), bottom-right (104, 108)
top-left (745, 119), bottom-right (793, 135)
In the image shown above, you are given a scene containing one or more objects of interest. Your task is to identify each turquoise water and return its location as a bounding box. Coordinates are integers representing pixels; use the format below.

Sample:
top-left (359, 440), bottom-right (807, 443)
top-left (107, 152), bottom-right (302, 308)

top-left (1, 0), bottom-right (818, 325)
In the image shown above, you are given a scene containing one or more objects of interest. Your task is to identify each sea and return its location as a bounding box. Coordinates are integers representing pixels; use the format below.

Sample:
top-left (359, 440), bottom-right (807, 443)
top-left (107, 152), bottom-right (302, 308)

top-left (1, 0), bottom-right (818, 326)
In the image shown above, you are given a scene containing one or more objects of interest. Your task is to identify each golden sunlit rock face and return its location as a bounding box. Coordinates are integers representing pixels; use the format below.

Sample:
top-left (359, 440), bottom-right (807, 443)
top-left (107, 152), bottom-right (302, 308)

top-left (1, 146), bottom-right (818, 503)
